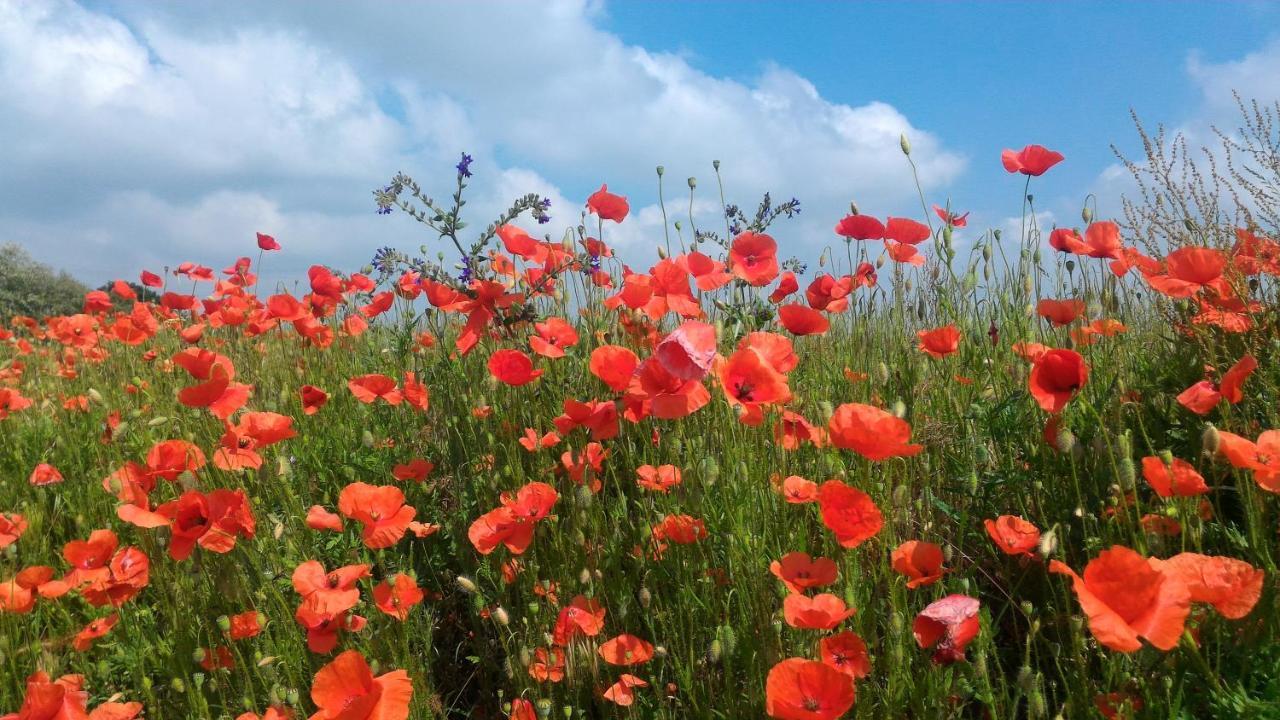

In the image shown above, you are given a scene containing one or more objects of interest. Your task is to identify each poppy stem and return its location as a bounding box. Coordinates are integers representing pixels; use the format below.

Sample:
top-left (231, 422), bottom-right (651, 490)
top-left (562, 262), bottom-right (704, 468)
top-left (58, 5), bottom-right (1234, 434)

top-left (1181, 630), bottom-right (1224, 694)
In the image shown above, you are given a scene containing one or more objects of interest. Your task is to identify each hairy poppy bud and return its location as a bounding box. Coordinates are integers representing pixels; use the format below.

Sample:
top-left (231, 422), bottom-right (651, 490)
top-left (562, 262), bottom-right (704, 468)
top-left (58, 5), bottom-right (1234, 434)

top-left (493, 606), bottom-right (510, 626)
top-left (687, 177), bottom-right (696, 190)
top-left (899, 133), bottom-right (911, 156)
top-left (876, 362), bottom-right (890, 385)
top-left (1082, 206), bottom-right (1093, 224)
top-left (1038, 525), bottom-right (1059, 557)
top-left (1202, 423), bottom-right (1220, 454)
top-left (656, 165), bottom-right (664, 177)
top-left (456, 575), bottom-right (478, 594)
top-left (657, 245), bottom-right (668, 260)
top-left (639, 587), bottom-right (652, 608)
top-left (891, 400), bottom-right (906, 418)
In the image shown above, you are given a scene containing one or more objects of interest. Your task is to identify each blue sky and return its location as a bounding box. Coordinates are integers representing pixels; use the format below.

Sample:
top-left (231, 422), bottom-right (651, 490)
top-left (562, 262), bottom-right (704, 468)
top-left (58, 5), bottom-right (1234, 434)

top-left (2, 1), bottom-right (1278, 286)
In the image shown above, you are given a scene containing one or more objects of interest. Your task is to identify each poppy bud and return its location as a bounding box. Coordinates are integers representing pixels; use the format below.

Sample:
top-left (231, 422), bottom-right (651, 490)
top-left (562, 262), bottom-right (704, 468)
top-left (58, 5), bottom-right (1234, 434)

top-left (981, 245), bottom-right (992, 262)
top-left (687, 177), bottom-right (696, 190)
top-left (493, 606), bottom-right (510, 626)
top-left (875, 254), bottom-right (885, 269)
top-left (361, 430), bottom-right (374, 448)
top-left (875, 362), bottom-right (890, 385)
top-left (1184, 217), bottom-right (1197, 233)
top-left (708, 638), bottom-right (723, 663)
top-left (87, 388), bottom-right (103, 403)
top-left (1016, 666), bottom-right (1034, 691)
top-left (654, 645), bottom-right (667, 658)
top-left (170, 678), bottom-right (185, 694)
top-left (1038, 525), bottom-right (1059, 557)
top-left (1202, 423), bottom-right (1220, 453)
top-left (891, 400), bottom-right (906, 418)
top-left (147, 416), bottom-right (168, 427)
top-left (1082, 206), bottom-right (1094, 224)
top-left (456, 575), bottom-right (478, 594)
top-left (899, 133), bottom-right (911, 155)
top-left (638, 587), bottom-right (651, 608)
top-left (656, 165), bottom-right (665, 177)
top-left (657, 245), bottom-right (668, 260)
top-left (216, 615), bottom-right (231, 632)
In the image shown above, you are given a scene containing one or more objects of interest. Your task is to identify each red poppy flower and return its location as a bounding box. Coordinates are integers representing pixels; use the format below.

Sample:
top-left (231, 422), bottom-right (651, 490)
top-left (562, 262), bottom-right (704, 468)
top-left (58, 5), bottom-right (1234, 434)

top-left (1146, 247), bottom-right (1227, 298)
top-left (155, 489), bottom-right (256, 560)
top-left (347, 374), bottom-right (402, 405)
top-left (292, 560), bottom-right (369, 617)
top-left (309, 649), bottom-right (413, 720)
top-left (1141, 456), bottom-right (1209, 498)
top-left (528, 646), bottom-right (566, 683)
top-left (1082, 221), bottom-right (1122, 259)
top-left (765, 658), bottom-right (855, 720)
top-left (1151, 553), bottom-right (1264, 620)
top-left (0, 512), bottom-right (27, 549)
top-left (526, 317), bottom-right (577, 359)
top-left (173, 350), bottom-right (252, 419)
top-left (934, 205), bottom-right (969, 227)
top-left (656, 320), bottom-right (717, 380)
top-left (589, 345), bottom-right (639, 391)
top-left (28, 463), bottom-right (63, 486)
top-left (780, 475), bottom-right (819, 503)
top-left (338, 483), bottom-right (416, 549)
top-left (598, 633), bottom-right (654, 666)
top-left (1028, 349), bottom-right (1088, 413)
top-left (636, 464), bottom-right (682, 492)
top-left (1001, 144), bottom-right (1064, 176)
top-left (819, 631), bottom-right (871, 680)
top-left (1049, 546), bottom-right (1190, 652)
top-left (1036, 298), bottom-right (1086, 326)
top-left (297, 385), bottom-right (328, 415)
top-left (827, 403), bottom-right (922, 461)
top-left (626, 356), bottom-right (711, 421)
top-left (1220, 354), bottom-right (1257, 404)
top-left (488, 349), bottom-right (543, 386)
top-left (497, 224), bottom-right (547, 262)
top-left (552, 594), bottom-right (607, 645)
top-left (891, 540), bottom-right (946, 588)
top-left (228, 610), bottom-right (264, 640)
top-left (519, 428), bottom-right (561, 452)
top-left (884, 217), bottom-right (931, 245)
top-left (1216, 430), bottom-right (1280, 491)
top-left (983, 515), bottom-right (1040, 556)
top-left (817, 479), bottom-right (883, 548)
top-left (717, 345), bottom-right (792, 424)
top-left (770, 552), bottom-right (838, 594)
top-left (373, 574), bottom-right (424, 621)
top-left (835, 214), bottom-right (885, 240)
top-left (467, 482), bottom-right (558, 555)
top-left (778, 304), bottom-right (830, 336)
top-left (1176, 380), bottom-right (1221, 415)
top-left (770, 271), bottom-right (800, 303)
top-left (0, 566), bottom-right (56, 613)
top-left (0, 387), bottom-right (33, 420)
top-left (729, 231), bottom-right (780, 286)
top-left (306, 506), bottom-right (344, 533)
top-left (73, 613), bottom-right (118, 651)
top-left (392, 458), bottom-right (434, 482)
top-left (587, 184), bottom-right (629, 222)
top-left (917, 325), bottom-right (960, 358)
top-left (603, 674), bottom-right (648, 706)
top-left (913, 594), bottom-right (981, 663)
top-left (255, 232), bottom-right (280, 251)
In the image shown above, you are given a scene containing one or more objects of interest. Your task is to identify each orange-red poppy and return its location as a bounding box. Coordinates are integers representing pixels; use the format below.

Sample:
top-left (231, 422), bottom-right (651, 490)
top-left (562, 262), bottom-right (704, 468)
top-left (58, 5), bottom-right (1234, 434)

top-left (765, 658), bottom-right (856, 720)
top-left (348, 374), bottom-right (402, 405)
top-left (309, 649), bottom-right (412, 720)
top-left (530, 317), bottom-right (579, 358)
top-left (983, 515), bottom-right (1040, 556)
top-left (337, 483), bottom-right (416, 549)
top-left (587, 184), bottom-right (629, 223)
top-left (1028, 348), bottom-right (1088, 413)
top-left (778, 304), bottom-right (829, 336)
top-left (28, 463), bottom-right (63, 486)
top-left (1140, 456), bottom-right (1209, 498)
top-left (373, 573), bottom-right (424, 621)
top-left (1049, 546), bottom-right (1190, 652)
top-left (917, 325), bottom-right (960, 358)
top-left (598, 633), bottom-right (654, 666)
top-left (552, 594), bottom-right (606, 645)
top-left (827, 403), bottom-right (922, 461)
top-left (819, 630), bottom-right (871, 680)
top-left (488, 349), bottom-right (543, 386)
top-left (891, 540), bottom-right (946, 588)
top-left (636, 464), bottom-right (682, 492)
top-left (817, 479), bottom-right (883, 548)
top-left (1036, 298), bottom-right (1086, 326)
top-left (589, 345), bottom-right (639, 391)
top-left (729, 231), bottom-right (780, 286)
top-left (913, 594), bottom-right (981, 664)
top-left (603, 673), bottom-right (649, 706)
top-left (770, 552), bottom-right (838, 594)
top-left (1151, 553), bottom-right (1264, 620)
top-left (1001, 144), bottom-right (1064, 176)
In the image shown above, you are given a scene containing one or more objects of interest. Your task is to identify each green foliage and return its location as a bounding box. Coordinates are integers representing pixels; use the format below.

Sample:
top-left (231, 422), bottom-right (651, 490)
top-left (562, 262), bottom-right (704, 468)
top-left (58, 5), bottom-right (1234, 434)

top-left (0, 242), bottom-right (88, 319)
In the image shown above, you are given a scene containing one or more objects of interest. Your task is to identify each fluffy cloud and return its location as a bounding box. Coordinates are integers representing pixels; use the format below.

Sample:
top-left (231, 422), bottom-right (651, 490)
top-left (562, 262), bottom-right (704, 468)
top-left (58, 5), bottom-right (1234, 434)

top-left (0, 0), bottom-right (966, 286)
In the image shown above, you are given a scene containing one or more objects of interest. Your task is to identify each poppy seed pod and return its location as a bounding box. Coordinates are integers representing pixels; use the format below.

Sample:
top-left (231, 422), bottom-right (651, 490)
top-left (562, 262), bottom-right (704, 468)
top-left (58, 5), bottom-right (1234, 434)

top-left (656, 165), bottom-right (664, 176)
top-left (687, 177), bottom-right (696, 189)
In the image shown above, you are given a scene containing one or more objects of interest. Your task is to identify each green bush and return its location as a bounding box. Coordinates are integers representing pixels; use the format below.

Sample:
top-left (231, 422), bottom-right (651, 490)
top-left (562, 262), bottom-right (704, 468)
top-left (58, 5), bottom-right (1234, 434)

top-left (0, 242), bottom-right (88, 320)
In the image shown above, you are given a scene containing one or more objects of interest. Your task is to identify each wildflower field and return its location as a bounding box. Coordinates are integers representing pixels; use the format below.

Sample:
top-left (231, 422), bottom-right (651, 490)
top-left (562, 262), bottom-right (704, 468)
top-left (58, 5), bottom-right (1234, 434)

top-left (2, 126), bottom-right (1280, 720)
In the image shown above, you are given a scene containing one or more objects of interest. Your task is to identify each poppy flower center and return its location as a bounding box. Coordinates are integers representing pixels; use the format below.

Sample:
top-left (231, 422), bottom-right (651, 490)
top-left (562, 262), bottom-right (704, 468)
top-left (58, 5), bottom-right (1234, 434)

top-left (733, 380), bottom-right (755, 401)
top-left (804, 697), bottom-right (821, 711)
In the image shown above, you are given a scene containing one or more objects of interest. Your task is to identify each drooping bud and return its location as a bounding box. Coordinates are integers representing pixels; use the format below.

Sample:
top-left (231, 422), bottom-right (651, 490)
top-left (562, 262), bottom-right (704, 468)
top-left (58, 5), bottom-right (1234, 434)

top-left (899, 133), bottom-right (911, 156)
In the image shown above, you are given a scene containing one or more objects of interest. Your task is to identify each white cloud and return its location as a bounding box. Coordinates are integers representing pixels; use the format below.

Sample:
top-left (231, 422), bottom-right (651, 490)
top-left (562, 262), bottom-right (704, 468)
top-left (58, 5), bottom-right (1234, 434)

top-left (0, 0), bottom-right (967, 286)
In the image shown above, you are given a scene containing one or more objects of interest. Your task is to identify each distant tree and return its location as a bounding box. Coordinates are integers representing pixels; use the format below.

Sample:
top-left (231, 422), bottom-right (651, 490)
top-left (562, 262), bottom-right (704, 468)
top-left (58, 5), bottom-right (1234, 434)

top-left (0, 242), bottom-right (89, 319)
